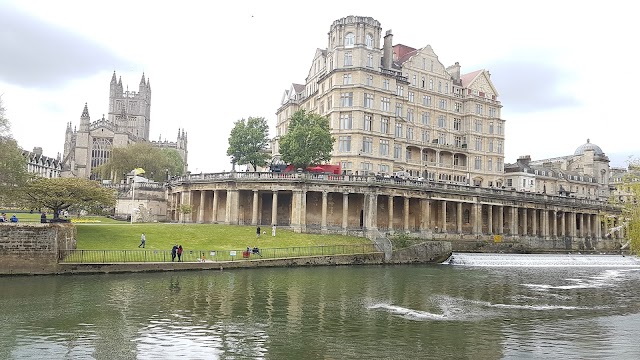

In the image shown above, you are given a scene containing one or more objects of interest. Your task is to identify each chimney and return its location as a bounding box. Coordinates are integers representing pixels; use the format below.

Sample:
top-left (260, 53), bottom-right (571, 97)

top-left (383, 30), bottom-right (393, 69)
top-left (33, 147), bottom-right (43, 156)
top-left (517, 155), bottom-right (531, 166)
top-left (448, 62), bottom-right (461, 81)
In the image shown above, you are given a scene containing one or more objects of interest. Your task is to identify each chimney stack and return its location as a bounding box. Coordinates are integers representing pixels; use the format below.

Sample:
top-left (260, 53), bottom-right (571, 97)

top-left (383, 30), bottom-right (393, 69)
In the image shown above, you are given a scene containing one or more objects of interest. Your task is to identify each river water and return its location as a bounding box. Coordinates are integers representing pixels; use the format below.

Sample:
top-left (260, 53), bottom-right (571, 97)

top-left (2, 254), bottom-right (640, 360)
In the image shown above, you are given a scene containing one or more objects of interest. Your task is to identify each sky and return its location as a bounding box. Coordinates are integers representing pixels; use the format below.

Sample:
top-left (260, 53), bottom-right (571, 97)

top-left (1, 0), bottom-right (638, 173)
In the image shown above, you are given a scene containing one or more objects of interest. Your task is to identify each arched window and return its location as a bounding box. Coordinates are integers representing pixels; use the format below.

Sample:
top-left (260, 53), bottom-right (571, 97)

top-left (91, 138), bottom-right (112, 172)
top-left (344, 33), bottom-right (355, 48)
top-left (365, 34), bottom-right (374, 49)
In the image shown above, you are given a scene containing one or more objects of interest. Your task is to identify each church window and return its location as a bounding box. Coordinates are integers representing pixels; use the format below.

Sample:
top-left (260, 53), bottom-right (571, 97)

top-left (91, 138), bottom-right (113, 172)
top-left (365, 34), bottom-right (374, 49)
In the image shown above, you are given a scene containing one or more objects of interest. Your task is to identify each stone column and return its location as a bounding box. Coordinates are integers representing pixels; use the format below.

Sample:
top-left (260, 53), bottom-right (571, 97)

top-left (441, 200), bottom-right (447, 233)
top-left (342, 193), bottom-right (349, 230)
top-left (542, 209), bottom-right (548, 238)
top-left (321, 191), bottom-right (328, 229)
top-left (553, 210), bottom-right (558, 238)
top-left (197, 191), bottom-right (206, 223)
top-left (212, 190), bottom-right (218, 223)
top-left (498, 205), bottom-right (504, 234)
top-left (225, 189), bottom-right (238, 224)
top-left (580, 213), bottom-right (586, 238)
top-left (456, 202), bottom-right (462, 234)
top-left (290, 189), bottom-right (303, 232)
top-left (271, 190), bottom-right (278, 226)
top-left (420, 199), bottom-right (430, 233)
top-left (511, 207), bottom-right (518, 236)
top-left (521, 208), bottom-right (527, 236)
top-left (388, 195), bottom-right (394, 231)
top-left (596, 214), bottom-right (602, 240)
top-left (404, 197), bottom-right (410, 231)
top-left (364, 192), bottom-right (378, 231)
top-left (251, 190), bottom-right (259, 226)
top-left (587, 213), bottom-right (592, 238)
top-left (487, 205), bottom-right (493, 235)
top-left (178, 191), bottom-right (185, 223)
top-left (560, 212), bottom-right (566, 237)
top-left (532, 208), bottom-right (537, 237)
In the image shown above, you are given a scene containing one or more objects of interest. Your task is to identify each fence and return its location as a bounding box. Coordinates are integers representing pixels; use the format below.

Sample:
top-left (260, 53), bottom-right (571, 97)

top-left (59, 244), bottom-right (379, 264)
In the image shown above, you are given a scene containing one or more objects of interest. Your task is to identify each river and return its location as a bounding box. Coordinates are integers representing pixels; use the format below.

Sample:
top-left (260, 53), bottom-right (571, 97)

top-left (1, 254), bottom-right (640, 359)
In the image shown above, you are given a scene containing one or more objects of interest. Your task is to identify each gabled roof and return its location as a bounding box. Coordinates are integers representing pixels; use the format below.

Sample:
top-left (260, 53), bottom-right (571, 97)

top-left (292, 83), bottom-right (305, 93)
top-left (460, 70), bottom-right (483, 88)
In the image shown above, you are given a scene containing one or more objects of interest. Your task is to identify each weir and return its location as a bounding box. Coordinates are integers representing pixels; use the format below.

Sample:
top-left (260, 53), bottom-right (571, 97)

top-left (446, 252), bottom-right (640, 267)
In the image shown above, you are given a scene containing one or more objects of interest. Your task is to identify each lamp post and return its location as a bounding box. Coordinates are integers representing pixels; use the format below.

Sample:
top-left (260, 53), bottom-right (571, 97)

top-left (131, 173), bottom-right (136, 224)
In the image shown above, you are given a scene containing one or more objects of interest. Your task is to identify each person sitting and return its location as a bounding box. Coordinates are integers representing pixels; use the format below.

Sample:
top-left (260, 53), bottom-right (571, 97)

top-left (10, 214), bottom-right (18, 223)
top-left (252, 247), bottom-right (262, 257)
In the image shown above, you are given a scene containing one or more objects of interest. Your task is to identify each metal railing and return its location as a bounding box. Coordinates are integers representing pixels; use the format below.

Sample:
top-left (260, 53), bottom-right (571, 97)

top-left (59, 244), bottom-right (379, 264)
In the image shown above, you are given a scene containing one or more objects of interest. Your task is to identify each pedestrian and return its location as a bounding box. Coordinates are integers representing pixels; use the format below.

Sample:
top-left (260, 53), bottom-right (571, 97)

top-left (177, 245), bottom-right (183, 262)
top-left (10, 214), bottom-right (18, 223)
top-left (256, 226), bottom-right (261, 237)
top-left (138, 233), bottom-right (146, 248)
top-left (171, 244), bottom-right (178, 262)
top-left (272, 225), bottom-right (276, 237)
top-left (40, 212), bottom-right (47, 223)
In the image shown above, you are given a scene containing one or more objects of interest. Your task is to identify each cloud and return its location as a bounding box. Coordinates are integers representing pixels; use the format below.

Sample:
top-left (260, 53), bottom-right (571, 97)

top-left (486, 59), bottom-right (580, 113)
top-left (0, 4), bottom-right (135, 88)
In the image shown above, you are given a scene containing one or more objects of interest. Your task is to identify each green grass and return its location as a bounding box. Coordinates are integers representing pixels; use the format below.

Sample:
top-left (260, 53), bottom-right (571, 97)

top-left (76, 223), bottom-right (370, 251)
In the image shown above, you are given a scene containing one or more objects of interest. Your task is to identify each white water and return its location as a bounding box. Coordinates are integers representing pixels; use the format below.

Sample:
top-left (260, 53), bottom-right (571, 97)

top-left (445, 252), bottom-right (640, 267)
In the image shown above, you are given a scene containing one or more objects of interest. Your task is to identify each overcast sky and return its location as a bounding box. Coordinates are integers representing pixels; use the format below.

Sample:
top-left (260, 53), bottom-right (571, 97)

top-left (1, 0), bottom-right (638, 173)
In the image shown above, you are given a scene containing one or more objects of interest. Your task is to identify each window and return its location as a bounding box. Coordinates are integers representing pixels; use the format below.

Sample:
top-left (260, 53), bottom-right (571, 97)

top-left (423, 95), bottom-right (432, 106)
top-left (91, 138), bottom-right (113, 170)
top-left (429, 79), bottom-right (433, 90)
top-left (408, 91), bottom-right (414, 102)
top-left (438, 133), bottom-right (445, 145)
top-left (488, 140), bottom-right (494, 152)
top-left (421, 76), bottom-right (425, 88)
top-left (381, 97), bottom-right (390, 111)
top-left (454, 102), bottom-right (462, 113)
top-left (340, 92), bottom-right (353, 107)
top-left (366, 75), bottom-right (373, 86)
top-left (394, 144), bottom-right (402, 159)
top-left (361, 162), bottom-right (373, 171)
top-left (475, 104), bottom-right (483, 115)
top-left (381, 117), bottom-right (389, 133)
top-left (489, 107), bottom-right (497, 117)
top-left (497, 122), bottom-right (503, 135)
top-left (383, 79), bottom-right (390, 90)
top-left (406, 148), bottom-right (412, 160)
top-left (395, 104), bottom-right (402, 117)
top-left (341, 161), bottom-right (352, 170)
top-left (475, 137), bottom-right (482, 151)
top-left (498, 159), bottom-right (503, 171)
top-left (454, 135), bottom-right (462, 148)
top-left (379, 140), bottom-right (389, 155)
top-left (344, 52), bottom-right (352, 66)
top-left (437, 115), bottom-right (446, 128)
top-left (319, 102), bottom-right (324, 114)
top-left (422, 130), bottom-right (429, 143)
top-left (365, 34), bottom-right (373, 48)
top-left (367, 53), bottom-right (374, 68)
top-left (454, 154), bottom-right (461, 166)
top-left (445, 83), bottom-right (449, 94)
top-left (422, 58), bottom-right (426, 70)
top-left (407, 109), bottom-right (414, 122)
top-left (453, 118), bottom-right (461, 131)
top-left (406, 127), bottom-right (414, 141)
top-left (364, 93), bottom-right (374, 108)
top-left (489, 122), bottom-right (494, 134)
top-left (379, 164), bottom-right (390, 174)
top-left (339, 136), bottom-right (351, 152)
top-left (438, 81), bottom-right (442, 92)
top-left (497, 141), bottom-right (503, 153)
top-left (327, 96), bottom-right (332, 109)
top-left (339, 113), bottom-right (353, 129)
top-left (395, 123), bottom-right (403, 138)
top-left (396, 86), bottom-right (404, 96)
top-left (475, 119), bottom-right (483, 133)
top-left (421, 112), bottom-right (430, 125)
top-left (412, 75), bottom-right (416, 86)
top-left (343, 74), bottom-right (352, 85)
top-left (439, 99), bottom-right (447, 110)
top-left (506, 179), bottom-right (513, 187)
top-left (362, 137), bottom-right (373, 154)
top-left (364, 113), bottom-right (373, 131)
top-left (474, 156), bottom-right (482, 170)
top-left (344, 32), bottom-right (355, 47)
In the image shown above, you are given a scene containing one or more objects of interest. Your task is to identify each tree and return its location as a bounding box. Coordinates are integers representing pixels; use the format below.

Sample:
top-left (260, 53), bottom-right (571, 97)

top-left (179, 204), bottom-right (192, 224)
top-left (612, 158), bottom-right (640, 254)
top-left (95, 142), bottom-right (184, 182)
top-left (0, 96), bottom-right (30, 204)
top-left (20, 178), bottom-right (116, 220)
top-left (226, 116), bottom-right (271, 171)
top-left (279, 110), bottom-right (335, 169)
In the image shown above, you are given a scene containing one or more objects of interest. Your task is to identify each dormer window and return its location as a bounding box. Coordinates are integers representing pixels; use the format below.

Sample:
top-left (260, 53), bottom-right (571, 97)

top-left (365, 34), bottom-right (373, 49)
top-left (345, 33), bottom-right (355, 48)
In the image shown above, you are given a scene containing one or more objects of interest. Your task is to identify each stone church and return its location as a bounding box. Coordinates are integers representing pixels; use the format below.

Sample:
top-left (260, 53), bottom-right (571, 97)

top-left (62, 72), bottom-right (188, 179)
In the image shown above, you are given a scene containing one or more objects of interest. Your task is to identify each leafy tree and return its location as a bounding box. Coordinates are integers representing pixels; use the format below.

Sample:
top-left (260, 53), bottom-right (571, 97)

top-left (95, 142), bottom-right (184, 182)
top-left (226, 116), bottom-right (271, 171)
top-left (612, 158), bottom-right (640, 254)
top-left (0, 96), bottom-right (30, 203)
top-left (279, 110), bottom-right (335, 169)
top-left (179, 204), bottom-right (192, 224)
top-left (20, 177), bottom-right (116, 220)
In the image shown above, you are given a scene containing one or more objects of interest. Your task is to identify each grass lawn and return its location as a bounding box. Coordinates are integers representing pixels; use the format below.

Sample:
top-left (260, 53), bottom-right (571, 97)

top-left (76, 223), bottom-right (370, 251)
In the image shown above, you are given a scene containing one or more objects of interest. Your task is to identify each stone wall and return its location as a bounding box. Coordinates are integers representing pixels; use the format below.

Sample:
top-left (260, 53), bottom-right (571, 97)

top-left (0, 223), bottom-right (76, 275)
top-left (389, 241), bottom-right (452, 264)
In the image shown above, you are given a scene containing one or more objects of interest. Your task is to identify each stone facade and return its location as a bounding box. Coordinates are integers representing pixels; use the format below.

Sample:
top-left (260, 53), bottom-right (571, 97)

top-left (107, 182), bottom-right (168, 222)
top-left (22, 146), bottom-right (62, 178)
top-left (167, 172), bottom-right (623, 251)
top-left (0, 223), bottom-right (76, 274)
top-left (61, 72), bottom-right (188, 179)
top-left (274, 15), bottom-right (505, 187)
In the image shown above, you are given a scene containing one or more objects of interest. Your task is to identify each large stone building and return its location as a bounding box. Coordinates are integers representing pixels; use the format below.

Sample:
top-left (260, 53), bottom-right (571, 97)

top-left (274, 16), bottom-right (505, 187)
top-left (22, 147), bottom-right (62, 178)
top-left (62, 72), bottom-right (188, 179)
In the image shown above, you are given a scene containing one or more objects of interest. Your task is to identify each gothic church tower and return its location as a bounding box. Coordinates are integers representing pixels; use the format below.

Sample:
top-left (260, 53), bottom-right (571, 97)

top-left (108, 71), bottom-right (151, 140)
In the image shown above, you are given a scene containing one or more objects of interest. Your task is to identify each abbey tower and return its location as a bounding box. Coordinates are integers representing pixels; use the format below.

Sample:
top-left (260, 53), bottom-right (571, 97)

top-left (62, 72), bottom-right (188, 179)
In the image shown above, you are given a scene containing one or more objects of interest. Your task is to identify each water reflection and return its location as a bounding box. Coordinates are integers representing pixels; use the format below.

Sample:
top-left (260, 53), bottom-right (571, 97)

top-left (1, 260), bottom-right (639, 359)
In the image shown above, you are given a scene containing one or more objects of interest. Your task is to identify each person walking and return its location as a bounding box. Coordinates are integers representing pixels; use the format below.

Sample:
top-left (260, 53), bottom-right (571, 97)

top-left (271, 225), bottom-right (276, 237)
top-left (138, 233), bottom-right (146, 248)
top-left (256, 226), bottom-right (261, 238)
top-left (171, 244), bottom-right (178, 262)
top-left (177, 245), bottom-right (183, 262)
